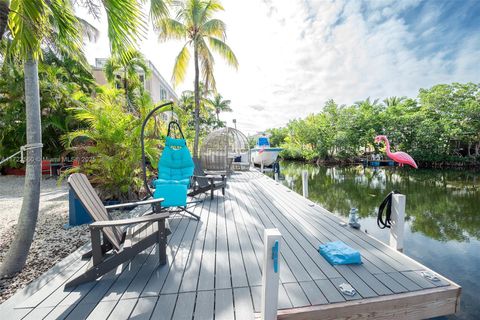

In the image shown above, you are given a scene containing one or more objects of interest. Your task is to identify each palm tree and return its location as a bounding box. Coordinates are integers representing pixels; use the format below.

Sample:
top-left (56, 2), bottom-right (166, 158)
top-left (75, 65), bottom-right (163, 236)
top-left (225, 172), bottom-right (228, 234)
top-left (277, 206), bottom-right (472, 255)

top-left (104, 48), bottom-right (151, 110)
top-left (383, 96), bottom-right (406, 107)
top-left (0, 0), bottom-right (144, 277)
top-left (206, 93), bottom-right (231, 121)
top-left (155, 0), bottom-right (238, 157)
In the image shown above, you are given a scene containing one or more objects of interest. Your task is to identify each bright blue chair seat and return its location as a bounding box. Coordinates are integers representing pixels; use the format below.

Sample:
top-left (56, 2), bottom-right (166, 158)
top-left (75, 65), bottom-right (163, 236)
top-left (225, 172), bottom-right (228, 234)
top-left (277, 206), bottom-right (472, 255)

top-left (153, 137), bottom-right (194, 209)
top-left (154, 184), bottom-right (187, 207)
top-left (154, 178), bottom-right (190, 186)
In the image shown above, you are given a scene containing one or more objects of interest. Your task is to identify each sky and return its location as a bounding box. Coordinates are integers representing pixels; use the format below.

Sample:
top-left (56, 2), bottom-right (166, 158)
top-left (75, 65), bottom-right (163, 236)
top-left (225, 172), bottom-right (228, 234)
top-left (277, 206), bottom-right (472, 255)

top-left (79, 0), bottom-right (480, 135)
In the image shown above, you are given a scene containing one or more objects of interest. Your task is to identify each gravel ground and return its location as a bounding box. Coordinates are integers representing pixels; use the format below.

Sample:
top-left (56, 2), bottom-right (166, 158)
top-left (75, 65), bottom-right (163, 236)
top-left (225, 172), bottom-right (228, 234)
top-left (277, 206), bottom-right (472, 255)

top-left (0, 175), bottom-right (142, 303)
top-left (0, 176), bottom-right (90, 303)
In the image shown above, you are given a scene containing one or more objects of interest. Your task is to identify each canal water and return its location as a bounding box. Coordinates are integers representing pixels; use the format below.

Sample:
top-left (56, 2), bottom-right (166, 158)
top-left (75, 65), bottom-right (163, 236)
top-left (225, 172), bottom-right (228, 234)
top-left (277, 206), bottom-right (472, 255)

top-left (269, 161), bottom-right (480, 320)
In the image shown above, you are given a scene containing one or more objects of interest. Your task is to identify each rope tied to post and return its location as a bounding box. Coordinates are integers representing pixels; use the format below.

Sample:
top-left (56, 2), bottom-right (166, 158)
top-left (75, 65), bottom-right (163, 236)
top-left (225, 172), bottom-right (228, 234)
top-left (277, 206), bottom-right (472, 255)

top-left (377, 190), bottom-right (401, 229)
top-left (0, 143), bottom-right (43, 166)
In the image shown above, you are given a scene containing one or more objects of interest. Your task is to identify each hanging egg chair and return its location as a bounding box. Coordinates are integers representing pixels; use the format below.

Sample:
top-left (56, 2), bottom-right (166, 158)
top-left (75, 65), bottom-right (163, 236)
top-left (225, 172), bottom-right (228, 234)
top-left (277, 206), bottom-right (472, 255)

top-left (200, 127), bottom-right (251, 172)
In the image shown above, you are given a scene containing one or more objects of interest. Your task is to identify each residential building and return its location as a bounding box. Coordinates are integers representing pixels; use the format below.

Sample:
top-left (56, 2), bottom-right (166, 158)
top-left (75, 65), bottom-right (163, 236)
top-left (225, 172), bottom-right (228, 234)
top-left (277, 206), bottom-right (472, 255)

top-left (91, 58), bottom-right (178, 121)
top-left (92, 58), bottom-right (178, 103)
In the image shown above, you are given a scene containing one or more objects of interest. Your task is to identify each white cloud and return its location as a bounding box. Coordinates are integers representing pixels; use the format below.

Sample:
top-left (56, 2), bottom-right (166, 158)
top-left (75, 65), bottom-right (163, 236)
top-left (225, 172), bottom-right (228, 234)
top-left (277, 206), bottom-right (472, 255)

top-left (79, 0), bottom-right (480, 135)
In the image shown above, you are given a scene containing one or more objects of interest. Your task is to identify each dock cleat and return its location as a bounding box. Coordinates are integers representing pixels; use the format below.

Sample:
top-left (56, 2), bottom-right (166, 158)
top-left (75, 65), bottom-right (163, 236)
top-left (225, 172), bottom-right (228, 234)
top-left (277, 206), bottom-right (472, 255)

top-left (339, 283), bottom-right (356, 296)
top-left (421, 271), bottom-right (440, 282)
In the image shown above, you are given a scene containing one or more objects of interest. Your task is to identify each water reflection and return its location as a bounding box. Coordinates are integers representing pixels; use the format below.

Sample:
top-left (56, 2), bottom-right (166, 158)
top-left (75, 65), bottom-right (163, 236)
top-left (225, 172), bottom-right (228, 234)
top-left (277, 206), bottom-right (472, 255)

top-left (276, 162), bottom-right (480, 242)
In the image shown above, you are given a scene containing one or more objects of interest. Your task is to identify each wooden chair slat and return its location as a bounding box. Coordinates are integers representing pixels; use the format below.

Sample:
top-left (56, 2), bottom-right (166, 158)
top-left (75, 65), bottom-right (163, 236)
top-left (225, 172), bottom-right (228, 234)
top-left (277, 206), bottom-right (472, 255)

top-left (68, 174), bottom-right (123, 250)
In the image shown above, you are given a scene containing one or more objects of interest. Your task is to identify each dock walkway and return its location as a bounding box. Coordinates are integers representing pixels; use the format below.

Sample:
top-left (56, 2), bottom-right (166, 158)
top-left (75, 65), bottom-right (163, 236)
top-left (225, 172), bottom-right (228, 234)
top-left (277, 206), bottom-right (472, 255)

top-left (1, 170), bottom-right (460, 319)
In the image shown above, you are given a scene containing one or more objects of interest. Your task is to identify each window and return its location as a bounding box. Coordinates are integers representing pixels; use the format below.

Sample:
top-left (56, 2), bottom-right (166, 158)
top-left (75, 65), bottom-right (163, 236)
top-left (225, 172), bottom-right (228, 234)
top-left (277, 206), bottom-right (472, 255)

top-left (160, 88), bottom-right (167, 100)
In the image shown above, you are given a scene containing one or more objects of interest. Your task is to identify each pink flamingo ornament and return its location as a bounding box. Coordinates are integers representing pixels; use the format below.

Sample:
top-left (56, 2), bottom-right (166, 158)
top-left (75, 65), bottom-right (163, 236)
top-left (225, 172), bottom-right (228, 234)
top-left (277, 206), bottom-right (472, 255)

top-left (374, 135), bottom-right (418, 169)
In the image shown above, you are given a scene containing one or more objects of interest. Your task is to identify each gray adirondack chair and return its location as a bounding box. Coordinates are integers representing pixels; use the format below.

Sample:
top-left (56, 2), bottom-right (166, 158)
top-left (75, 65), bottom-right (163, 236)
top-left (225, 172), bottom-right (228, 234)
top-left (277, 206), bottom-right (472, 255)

top-left (189, 158), bottom-right (227, 199)
top-left (65, 173), bottom-right (170, 288)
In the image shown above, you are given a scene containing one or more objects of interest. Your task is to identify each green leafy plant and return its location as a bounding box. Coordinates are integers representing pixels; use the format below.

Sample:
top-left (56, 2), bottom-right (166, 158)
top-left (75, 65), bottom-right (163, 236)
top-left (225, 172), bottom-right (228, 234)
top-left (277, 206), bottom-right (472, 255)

top-left (63, 86), bottom-right (166, 201)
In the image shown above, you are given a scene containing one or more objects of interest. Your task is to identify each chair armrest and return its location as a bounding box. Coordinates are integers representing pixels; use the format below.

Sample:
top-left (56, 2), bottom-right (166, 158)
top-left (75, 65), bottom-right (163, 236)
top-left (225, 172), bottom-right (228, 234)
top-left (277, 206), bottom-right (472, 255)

top-left (104, 198), bottom-right (164, 210)
top-left (193, 174), bottom-right (225, 181)
top-left (89, 212), bottom-right (170, 229)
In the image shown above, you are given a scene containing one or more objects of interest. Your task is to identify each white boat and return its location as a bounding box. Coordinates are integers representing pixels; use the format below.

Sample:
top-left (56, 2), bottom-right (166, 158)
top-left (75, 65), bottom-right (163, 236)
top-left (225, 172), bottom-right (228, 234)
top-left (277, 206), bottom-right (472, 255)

top-left (251, 136), bottom-right (282, 166)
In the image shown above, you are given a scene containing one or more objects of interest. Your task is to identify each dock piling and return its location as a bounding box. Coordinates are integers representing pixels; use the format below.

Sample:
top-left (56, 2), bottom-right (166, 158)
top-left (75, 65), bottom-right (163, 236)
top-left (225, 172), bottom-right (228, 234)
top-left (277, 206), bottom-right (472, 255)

top-left (261, 228), bottom-right (282, 320)
top-left (302, 170), bottom-right (309, 198)
top-left (390, 194), bottom-right (406, 252)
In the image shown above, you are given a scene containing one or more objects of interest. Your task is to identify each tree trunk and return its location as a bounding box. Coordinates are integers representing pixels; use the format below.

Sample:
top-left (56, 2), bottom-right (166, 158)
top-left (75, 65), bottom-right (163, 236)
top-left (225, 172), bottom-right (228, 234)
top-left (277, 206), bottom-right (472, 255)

top-left (0, 54), bottom-right (42, 276)
top-left (124, 69), bottom-right (129, 111)
top-left (193, 43), bottom-right (200, 158)
top-left (0, 0), bottom-right (9, 40)
top-left (216, 110), bottom-right (219, 121)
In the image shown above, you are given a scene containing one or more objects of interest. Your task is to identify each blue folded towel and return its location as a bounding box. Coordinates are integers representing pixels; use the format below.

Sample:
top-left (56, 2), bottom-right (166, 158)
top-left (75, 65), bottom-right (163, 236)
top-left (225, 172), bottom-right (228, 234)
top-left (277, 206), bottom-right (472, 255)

top-left (319, 241), bottom-right (362, 265)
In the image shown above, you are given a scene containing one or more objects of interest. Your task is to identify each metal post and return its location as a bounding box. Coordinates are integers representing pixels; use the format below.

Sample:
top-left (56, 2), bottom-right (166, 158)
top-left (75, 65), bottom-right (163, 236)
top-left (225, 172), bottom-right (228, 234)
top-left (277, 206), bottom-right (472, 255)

top-left (261, 161), bottom-right (264, 173)
top-left (302, 170), bottom-right (308, 198)
top-left (274, 172), bottom-right (279, 182)
top-left (261, 228), bottom-right (282, 320)
top-left (390, 194), bottom-right (406, 252)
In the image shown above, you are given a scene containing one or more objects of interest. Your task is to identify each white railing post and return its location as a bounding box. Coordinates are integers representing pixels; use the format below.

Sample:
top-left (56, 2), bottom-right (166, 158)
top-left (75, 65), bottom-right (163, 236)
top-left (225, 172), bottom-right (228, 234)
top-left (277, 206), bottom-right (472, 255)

top-left (302, 170), bottom-right (308, 198)
top-left (261, 228), bottom-right (282, 320)
top-left (390, 194), bottom-right (406, 252)
top-left (274, 172), bottom-right (279, 182)
top-left (261, 161), bottom-right (264, 173)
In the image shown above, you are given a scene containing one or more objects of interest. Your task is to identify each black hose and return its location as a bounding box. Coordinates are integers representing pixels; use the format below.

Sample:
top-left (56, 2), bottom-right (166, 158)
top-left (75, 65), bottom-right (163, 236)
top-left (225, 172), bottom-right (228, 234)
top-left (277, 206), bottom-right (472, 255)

top-left (141, 101), bottom-right (174, 198)
top-left (377, 190), bottom-right (401, 229)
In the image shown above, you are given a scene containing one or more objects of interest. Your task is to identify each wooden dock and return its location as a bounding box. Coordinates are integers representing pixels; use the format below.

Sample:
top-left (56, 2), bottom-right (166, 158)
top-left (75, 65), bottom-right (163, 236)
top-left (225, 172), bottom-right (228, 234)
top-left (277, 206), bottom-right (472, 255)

top-left (0, 170), bottom-right (460, 319)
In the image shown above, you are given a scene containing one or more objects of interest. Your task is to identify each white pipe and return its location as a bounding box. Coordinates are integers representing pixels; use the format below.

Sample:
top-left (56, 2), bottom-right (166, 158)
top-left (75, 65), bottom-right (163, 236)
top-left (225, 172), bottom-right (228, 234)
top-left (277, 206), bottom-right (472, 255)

top-left (390, 194), bottom-right (406, 252)
top-left (302, 170), bottom-right (308, 198)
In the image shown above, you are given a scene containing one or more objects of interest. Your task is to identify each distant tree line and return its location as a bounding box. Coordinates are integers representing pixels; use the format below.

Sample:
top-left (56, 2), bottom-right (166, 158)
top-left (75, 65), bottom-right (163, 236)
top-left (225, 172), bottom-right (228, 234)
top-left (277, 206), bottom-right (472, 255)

top-left (268, 82), bottom-right (480, 167)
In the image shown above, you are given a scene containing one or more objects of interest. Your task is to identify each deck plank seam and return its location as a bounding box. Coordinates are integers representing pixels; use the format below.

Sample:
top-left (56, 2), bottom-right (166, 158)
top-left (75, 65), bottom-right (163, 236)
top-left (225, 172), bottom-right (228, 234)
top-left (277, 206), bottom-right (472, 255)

top-left (181, 194), bottom-right (214, 319)
top-left (224, 189), bottom-right (256, 318)
top-left (229, 180), bottom-right (297, 309)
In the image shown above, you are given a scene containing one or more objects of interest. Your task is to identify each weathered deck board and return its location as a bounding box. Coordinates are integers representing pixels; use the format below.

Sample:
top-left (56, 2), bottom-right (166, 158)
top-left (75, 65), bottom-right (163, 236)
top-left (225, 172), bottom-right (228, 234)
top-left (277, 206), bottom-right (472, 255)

top-left (1, 170), bottom-right (460, 320)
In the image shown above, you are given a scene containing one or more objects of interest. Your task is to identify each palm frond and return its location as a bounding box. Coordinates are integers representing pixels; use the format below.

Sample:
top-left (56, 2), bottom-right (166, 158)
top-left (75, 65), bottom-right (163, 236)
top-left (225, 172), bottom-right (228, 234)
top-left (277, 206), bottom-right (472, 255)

top-left (171, 44), bottom-right (190, 86)
top-left (197, 38), bottom-right (216, 91)
top-left (199, 0), bottom-right (224, 24)
top-left (8, 0), bottom-right (49, 59)
top-left (157, 18), bottom-right (186, 40)
top-left (103, 0), bottom-right (146, 59)
top-left (149, 0), bottom-right (171, 25)
top-left (104, 57), bottom-right (121, 83)
top-left (200, 18), bottom-right (225, 39)
top-left (76, 17), bottom-right (99, 42)
top-left (207, 36), bottom-right (238, 68)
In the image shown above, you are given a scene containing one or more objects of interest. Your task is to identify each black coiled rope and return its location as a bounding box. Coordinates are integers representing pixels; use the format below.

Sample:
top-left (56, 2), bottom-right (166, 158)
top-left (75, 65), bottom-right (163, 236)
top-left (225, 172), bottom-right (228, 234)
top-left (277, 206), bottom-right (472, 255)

top-left (377, 190), bottom-right (401, 229)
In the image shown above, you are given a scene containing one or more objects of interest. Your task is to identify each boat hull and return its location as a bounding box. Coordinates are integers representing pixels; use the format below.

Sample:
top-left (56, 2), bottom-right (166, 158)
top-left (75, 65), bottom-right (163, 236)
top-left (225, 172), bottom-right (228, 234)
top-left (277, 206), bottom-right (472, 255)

top-left (251, 148), bottom-right (282, 166)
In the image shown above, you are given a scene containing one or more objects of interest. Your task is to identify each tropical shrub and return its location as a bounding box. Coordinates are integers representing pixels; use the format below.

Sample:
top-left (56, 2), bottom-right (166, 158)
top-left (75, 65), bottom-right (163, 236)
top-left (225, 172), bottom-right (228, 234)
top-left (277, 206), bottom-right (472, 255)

top-left (0, 52), bottom-right (94, 166)
top-left (63, 87), bottom-right (166, 201)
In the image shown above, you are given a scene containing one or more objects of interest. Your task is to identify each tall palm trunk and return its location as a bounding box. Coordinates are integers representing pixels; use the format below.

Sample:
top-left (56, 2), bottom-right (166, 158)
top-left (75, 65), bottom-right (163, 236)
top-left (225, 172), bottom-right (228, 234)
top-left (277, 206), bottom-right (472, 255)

top-left (124, 69), bottom-right (129, 110)
top-left (216, 110), bottom-right (219, 121)
top-left (0, 54), bottom-right (42, 276)
top-left (193, 42), bottom-right (200, 158)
